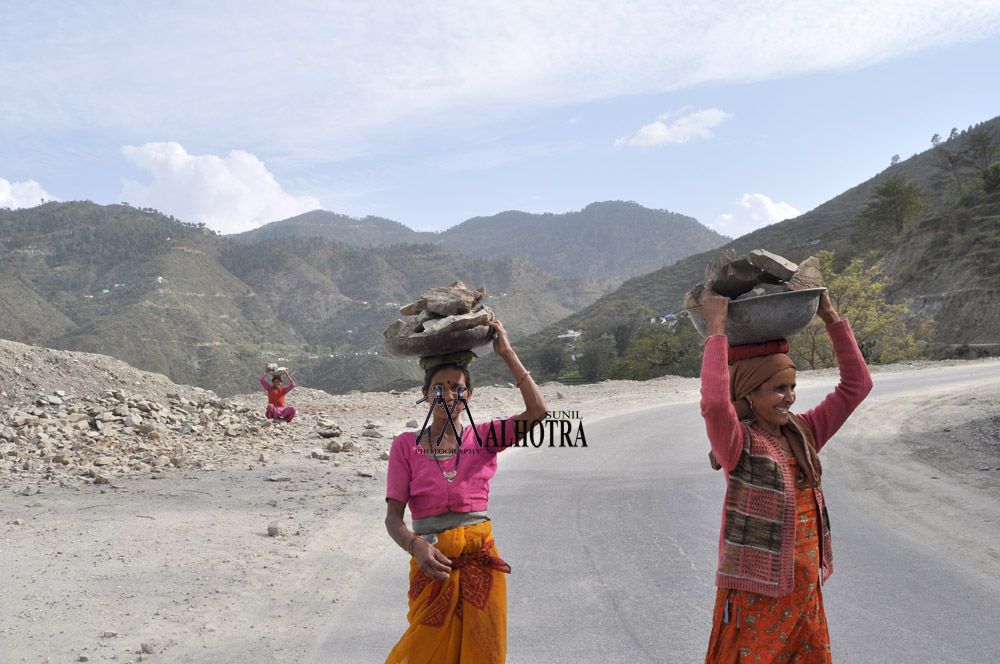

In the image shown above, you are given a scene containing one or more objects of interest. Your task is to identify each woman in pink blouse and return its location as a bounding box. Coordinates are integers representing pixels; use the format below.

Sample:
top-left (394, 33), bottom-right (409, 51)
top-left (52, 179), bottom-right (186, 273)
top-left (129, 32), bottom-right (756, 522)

top-left (699, 284), bottom-right (873, 663)
top-left (384, 320), bottom-right (547, 664)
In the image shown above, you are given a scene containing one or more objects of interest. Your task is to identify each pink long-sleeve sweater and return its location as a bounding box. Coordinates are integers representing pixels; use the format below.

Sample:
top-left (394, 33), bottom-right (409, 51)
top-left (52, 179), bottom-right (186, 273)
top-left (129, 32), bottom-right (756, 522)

top-left (700, 318), bottom-right (873, 593)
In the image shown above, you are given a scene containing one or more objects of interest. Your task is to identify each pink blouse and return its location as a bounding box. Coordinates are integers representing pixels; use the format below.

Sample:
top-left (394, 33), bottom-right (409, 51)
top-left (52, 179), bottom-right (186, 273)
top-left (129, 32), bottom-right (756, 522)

top-left (385, 417), bottom-right (517, 520)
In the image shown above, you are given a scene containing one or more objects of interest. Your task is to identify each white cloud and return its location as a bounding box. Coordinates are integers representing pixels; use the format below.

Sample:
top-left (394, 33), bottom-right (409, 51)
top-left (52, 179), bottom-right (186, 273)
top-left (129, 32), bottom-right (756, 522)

top-left (711, 194), bottom-right (801, 238)
top-left (0, 178), bottom-right (57, 209)
top-left (3, 2), bottom-right (998, 164)
top-left (120, 142), bottom-right (321, 234)
top-left (616, 108), bottom-right (734, 148)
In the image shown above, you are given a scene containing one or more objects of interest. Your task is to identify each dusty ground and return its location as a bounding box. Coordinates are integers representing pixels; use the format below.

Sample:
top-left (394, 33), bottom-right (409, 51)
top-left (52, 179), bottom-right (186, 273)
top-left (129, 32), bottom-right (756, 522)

top-left (2, 341), bottom-right (999, 663)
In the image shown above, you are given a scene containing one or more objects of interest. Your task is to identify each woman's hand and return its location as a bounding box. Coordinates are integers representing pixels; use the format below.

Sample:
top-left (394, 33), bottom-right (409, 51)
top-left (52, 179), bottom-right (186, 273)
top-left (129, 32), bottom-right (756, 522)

top-left (700, 280), bottom-right (730, 336)
top-left (488, 320), bottom-right (514, 359)
top-left (413, 539), bottom-right (453, 581)
top-left (817, 290), bottom-right (841, 325)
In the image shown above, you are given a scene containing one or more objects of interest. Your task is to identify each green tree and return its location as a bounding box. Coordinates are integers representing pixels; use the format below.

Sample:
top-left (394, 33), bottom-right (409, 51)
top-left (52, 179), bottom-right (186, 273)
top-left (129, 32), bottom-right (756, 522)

top-left (532, 338), bottom-right (570, 380)
top-left (578, 333), bottom-right (617, 382)
top-left (964, 125), bottom-right (999, 175)
top-left (585, 300), bottom-right (654, 354)
top-left (789, 251), bottom-right (935, 369)
top-left (853, 174), bottom-right (926, 249)
top-left (610, 317), bottom-right (703, 380)
top-left (983, 162), bottom-right (1000, 194)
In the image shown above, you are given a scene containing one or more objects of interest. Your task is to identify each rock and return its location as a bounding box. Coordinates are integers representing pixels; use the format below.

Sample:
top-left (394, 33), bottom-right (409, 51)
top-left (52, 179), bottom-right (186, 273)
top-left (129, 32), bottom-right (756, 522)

top-left (93, 474), bottom-right (111, 485)
top-left (361, 429), bottom-right (383, 438)
top-left (141, 643), bottom-right (155, 654)
top-left (148, 430), bottom-right (164, 442)
top-left (364, 421), bottom-right (381, 429)
top-left (20, 485), bottom-right (40, 496)
top-left (267, 521), bottom-right (283, 537)
top-left (317, 426), bottom-right (342, 439)
top-left (380, 451), bottom-right (390, 461)
top-left (357, 470), bottom-right (374, 478)
top-left (67, 412), bottom-right (89, 424)
top-left (258, 453), bottom-right (270, 463)
top-left (704, 251), bottom-right (764, 299)
top-left (420, 307), bottom-right (495, 336)
top-left (381, 319), bottom-right (416, 340)
top-left (341, 440), bottom-right (356, 452)
top-left (683, 283), bottom-right (705, 309)
top-left (266, 475), bottom-right (291, 482)
top-left (749, 249), bottom-right (798, 281)
top-left (788, 256), bottom-right (823, 290)
top-left (310, 449), bottom-right (324, 459)
top-left (406, 420), bottom-right (419, 428)
top-left (326, 440), bottom-right (343, 453)
top-left (430, 282), bottom-right (486, 315)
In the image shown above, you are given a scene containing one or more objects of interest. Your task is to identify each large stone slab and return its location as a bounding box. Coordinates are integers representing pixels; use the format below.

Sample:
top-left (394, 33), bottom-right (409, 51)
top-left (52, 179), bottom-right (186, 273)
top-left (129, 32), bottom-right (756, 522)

top-left (749, 249), bottom-right (798, 282)
top-left (420, 306), bottom-right (495, 336)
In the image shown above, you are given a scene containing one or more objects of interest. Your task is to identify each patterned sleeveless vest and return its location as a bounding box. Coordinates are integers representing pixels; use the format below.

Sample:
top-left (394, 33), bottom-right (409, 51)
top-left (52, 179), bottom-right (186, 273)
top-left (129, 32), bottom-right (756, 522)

top-left (716, 420), bottom-right (833, 597)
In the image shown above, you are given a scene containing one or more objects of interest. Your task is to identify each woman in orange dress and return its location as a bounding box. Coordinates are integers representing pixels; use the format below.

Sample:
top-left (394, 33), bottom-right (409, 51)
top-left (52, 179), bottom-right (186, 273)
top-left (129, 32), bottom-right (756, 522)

top-left (699, 285), bottom-right (873, 663)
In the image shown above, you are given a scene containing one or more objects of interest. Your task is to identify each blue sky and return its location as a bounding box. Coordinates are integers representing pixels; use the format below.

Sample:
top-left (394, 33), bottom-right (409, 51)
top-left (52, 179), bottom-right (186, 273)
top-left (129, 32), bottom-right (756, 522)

top-left (2, 1), bottom-right (999, 239)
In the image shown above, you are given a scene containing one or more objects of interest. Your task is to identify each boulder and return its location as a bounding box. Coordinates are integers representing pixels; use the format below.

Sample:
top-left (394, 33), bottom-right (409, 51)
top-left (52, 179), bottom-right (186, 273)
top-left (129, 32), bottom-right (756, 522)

top-left (705, 251), bottom-right (765, 299)
top-left (788, 256), bottom-right (823, 290)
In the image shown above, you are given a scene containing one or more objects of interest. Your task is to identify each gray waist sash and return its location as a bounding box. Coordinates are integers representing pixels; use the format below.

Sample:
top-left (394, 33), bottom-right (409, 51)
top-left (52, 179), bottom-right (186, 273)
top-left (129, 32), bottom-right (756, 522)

top-left (412, 511), bottom-right (490, 535)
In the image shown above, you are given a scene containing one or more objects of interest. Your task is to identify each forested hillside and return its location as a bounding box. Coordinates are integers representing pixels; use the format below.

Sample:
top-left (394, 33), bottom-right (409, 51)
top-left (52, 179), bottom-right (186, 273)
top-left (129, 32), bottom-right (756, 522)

top-left (0, 202), bottom-right (607, 395)
top-left (480, 116), bottom-right (1000, 385)
top-left (434, 201), bottom-right (728, 281)
top-left (231, 209), bottom-right (436, 246)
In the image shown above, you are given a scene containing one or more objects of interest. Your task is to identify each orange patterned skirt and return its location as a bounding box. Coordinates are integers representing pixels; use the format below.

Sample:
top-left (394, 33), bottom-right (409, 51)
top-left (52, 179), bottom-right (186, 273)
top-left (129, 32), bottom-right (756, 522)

top-left (705, 473), bottom-right (831, 663)
top-left (385, 521), bottom-right (510, 664)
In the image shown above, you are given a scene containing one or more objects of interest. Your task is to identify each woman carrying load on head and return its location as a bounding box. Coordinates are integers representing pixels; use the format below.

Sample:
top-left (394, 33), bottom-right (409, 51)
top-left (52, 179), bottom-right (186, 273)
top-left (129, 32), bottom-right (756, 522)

top-left (261, 367), bottom-right (296, 423)
top-left (698, 283), bottom-right (873, 663)
top-left (384, 319), bottom-right (547, 664)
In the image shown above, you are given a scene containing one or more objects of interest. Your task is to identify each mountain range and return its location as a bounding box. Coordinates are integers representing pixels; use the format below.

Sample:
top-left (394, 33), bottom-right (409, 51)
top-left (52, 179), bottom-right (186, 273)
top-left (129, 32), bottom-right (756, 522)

top-left (233, 201), bottom-right (728, 282)
top-left (0, 200), bottom-right (722, 395)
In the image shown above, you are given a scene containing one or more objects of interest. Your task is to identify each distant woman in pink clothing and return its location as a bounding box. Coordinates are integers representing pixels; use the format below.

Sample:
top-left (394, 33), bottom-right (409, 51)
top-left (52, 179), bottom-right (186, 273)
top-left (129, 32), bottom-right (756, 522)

top-left (698, 284), bottom-right (873, 664)
top-left (384, 320), bottom-right (547, 664)
top-left (260, 367), bottom-right (296, 423)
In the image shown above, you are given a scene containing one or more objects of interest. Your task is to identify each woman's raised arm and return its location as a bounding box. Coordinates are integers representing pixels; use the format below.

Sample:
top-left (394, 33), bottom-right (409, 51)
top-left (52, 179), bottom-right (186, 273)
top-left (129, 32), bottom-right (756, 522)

top-left (488, 320), bottom-right (547, 432)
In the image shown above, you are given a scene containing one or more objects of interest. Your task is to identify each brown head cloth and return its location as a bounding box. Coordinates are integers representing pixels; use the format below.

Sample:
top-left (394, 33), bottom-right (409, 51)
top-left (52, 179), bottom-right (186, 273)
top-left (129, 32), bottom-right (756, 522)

top-left (725, 348), bottom-right (822, 488)
top-left (729, 353), bottom-right (796, 420)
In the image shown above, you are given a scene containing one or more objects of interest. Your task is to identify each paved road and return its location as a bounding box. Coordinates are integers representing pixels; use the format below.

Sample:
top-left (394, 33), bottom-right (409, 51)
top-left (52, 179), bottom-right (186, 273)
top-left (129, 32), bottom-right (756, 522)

top-left (312, 362), bottom-right (1000, 663)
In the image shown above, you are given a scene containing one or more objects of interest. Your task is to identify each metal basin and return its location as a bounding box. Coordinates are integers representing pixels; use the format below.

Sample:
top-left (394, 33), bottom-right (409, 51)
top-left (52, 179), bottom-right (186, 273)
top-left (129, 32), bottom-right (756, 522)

top-left (384, 325), bottom-right (496, 359)
top-left (688, 288), bottom-right (826, 345)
